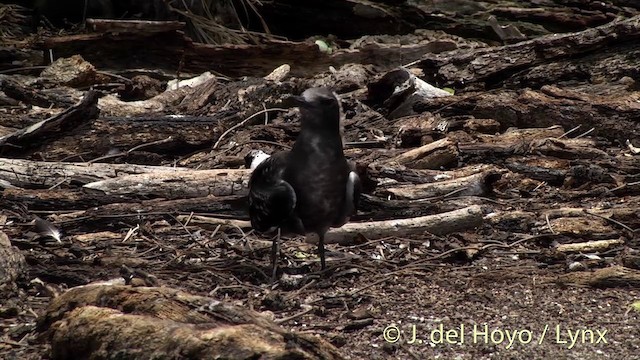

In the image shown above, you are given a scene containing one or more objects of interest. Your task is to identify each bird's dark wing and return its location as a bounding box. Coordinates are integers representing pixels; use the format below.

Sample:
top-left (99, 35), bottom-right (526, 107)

top-left (249, 181), bottom-right (297, 233)
top-left (248, 152), bottom-right (297, 233)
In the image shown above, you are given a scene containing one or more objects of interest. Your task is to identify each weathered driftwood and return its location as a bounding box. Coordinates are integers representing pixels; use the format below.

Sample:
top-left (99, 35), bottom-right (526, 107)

top-left (84, 169), bottom-right (251, 198)
top-left (0, 231), bottom-right (27, 299)
top-left (0, 90), bottom-right (99, 154)
top-left (384, 138), bottom-right (458, 169)
top-left (385, 168), bottom-right (503, 200)
top-left (39, 284), bottom-right (343, 360)
top-left (555, 239), bottom-right (625, 253)
top-left (92, 195), bottom-right (247, 219)
top-left (323, 205), bottom-right (485, 244)
top-left (527, 202), bottom-right (640, 239)
top-left (419, 15), bottom-right (640, 88)
top-left (555, 266), bottom-right (640, 288)
top-left (0, 158), bottom-right (188, 189)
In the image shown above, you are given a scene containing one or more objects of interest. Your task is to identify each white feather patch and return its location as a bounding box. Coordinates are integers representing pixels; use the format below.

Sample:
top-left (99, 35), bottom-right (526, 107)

top-left (250, 150), bottom-right (271, 170)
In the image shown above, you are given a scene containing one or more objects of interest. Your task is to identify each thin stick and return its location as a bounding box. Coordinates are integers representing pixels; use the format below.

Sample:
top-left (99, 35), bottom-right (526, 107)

top-left (557, 124), bottom-right (581, 139)
top-left (213, 108), bottom-right (288, 149)
top-left (546, 214), bottom-right (555, 234)
top-left (88, 136), bottom-right (173, 163)
top-left (48, 178), bottom-right (68, 190)
top-left (275, 306), bottom-right (315, 325)
top-left (574, 127), bottom-right (595, 139)
top-left (583, 210), bottom-right (635, 233)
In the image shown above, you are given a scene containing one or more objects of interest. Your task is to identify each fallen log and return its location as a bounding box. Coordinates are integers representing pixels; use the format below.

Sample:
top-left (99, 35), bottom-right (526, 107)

top-left (0, 90), bottom-right (99, 154)
top-left (0, 75), bottom-right (80, 108)
top-left (476, 126), bottom-right (565, 144)
top-left (504, 156), bottom-right (569, 185)
top-left (555, 239), bottom-right (625, 253)
top-left (36, 115), bottom-right (229, 161)
top-left (38, 78), bottom-right (303, 160)
top-left (529, 137), bottom-right (609, 160)
top-left (83, 169), bottom-right (251, 198)
top-left (457, 126), bottom-right (604, 158)
top-left (459, 136), bottom-right (609, 159)
top-left (38, 284), bottom-right (343, 360)
top-left (384, 168), bottom-right (504, 200)
top-left (367, 163), bottom-right (494, 185)
top-left (419, 15), bottom-right (640, 88)
top-left (383, 138), bottom-right (458, 169)
top-left (176, 215), bottom-right (251, 230)
top-left (358, 194), bottom-right (491, 222)
top-left (257, 0), bottom-right (626, 42)
top-left (323, 205), bottom-right (485, 244)
top-left (88, 195), bottom-right (247, 218)
top-left (0, 158), bottom-right (188, 189)
top-left (180, 205), bottom-right (485, 244)
top-left (34, 25), bottom-right (457, 79)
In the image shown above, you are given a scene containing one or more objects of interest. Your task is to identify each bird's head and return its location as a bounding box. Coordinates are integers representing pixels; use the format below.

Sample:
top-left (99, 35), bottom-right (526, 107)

top-left (286, 87), bottom-right (342, 129)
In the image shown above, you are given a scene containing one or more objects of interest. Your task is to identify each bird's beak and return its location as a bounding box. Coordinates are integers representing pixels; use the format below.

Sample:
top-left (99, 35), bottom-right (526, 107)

top-left (283, 95), bottom-right (307, 108)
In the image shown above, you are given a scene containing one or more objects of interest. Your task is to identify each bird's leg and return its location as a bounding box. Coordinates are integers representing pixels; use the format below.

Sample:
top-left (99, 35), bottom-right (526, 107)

top-left (271, 228), bottom-right (281, 283)
top-left (318, 232), bottom-right (326, 270)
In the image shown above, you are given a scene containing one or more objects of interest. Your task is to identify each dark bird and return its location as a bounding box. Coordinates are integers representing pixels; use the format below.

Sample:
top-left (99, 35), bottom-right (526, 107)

top-left (247, 87), bottom-right (361, 280)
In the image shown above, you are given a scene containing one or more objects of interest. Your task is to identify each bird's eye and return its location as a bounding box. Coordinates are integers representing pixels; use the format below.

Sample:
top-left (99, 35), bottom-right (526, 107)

top-left (320, 96), bottom-right (336, 105)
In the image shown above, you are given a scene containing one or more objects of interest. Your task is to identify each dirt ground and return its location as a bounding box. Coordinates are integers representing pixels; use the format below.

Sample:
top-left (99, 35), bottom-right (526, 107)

top-left (2, 234), bottom-right (639, 359)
